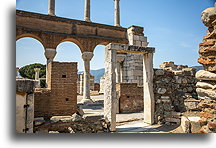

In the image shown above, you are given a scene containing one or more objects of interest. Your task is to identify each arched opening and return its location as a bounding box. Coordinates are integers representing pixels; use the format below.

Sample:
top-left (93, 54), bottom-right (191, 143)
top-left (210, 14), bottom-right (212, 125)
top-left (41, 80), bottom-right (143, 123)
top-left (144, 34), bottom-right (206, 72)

top-left (55, 41), bottom-right (83, 103)
top-left (90, 45), bottom-right (105, 95)
top-left (55, 41), bottom-right (83, 70)
top-left (16, 37), bottom-right (46, 83)
top-left (16, 37), bottom-right (46, 67)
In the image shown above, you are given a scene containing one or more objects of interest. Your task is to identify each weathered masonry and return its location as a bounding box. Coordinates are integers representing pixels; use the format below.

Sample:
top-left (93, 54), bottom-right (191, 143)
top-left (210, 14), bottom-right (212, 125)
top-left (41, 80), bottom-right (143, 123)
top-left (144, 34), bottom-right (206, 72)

top-left (196, 6), bottom-right (216, 133)
top-left (16, 10), bottom-right (128, 104)
top-left (104, 43), bottom-right (155, 131)
top-left (34, 62), bottom-right (78, 119)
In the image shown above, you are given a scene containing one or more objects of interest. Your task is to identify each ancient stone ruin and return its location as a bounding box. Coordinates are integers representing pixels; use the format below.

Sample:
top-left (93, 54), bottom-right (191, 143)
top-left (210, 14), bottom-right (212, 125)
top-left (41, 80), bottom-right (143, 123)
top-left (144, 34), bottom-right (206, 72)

top-left (196, 7), bottom-right (216, 133)
top-left (16, 0), bottom-right (215, 133)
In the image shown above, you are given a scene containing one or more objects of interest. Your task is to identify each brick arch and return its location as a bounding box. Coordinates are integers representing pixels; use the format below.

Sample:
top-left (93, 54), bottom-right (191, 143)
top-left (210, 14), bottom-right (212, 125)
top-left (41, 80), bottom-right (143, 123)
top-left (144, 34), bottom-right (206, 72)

top-left (16, 33), bottom-right (45, 49)
top-left (57, 38), bottom-right (84, 53)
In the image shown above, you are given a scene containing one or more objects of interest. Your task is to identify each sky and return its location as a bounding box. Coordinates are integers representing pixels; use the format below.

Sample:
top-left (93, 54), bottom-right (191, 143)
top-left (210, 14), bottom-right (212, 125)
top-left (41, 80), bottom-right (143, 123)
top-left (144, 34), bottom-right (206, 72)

top-left (16, 0), bottom-right (215, 71)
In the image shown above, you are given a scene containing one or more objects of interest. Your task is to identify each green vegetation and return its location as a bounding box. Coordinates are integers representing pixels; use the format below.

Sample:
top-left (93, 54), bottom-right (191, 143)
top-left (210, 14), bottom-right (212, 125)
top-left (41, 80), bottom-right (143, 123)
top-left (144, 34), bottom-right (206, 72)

top-left (19, 63), bottom-right (46, 87)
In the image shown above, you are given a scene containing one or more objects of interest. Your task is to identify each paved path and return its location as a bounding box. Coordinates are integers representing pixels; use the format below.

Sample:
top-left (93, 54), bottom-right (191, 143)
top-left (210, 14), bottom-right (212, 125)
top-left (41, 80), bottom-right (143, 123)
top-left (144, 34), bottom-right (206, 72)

top-left (78, 95), bottom-right (181, 133)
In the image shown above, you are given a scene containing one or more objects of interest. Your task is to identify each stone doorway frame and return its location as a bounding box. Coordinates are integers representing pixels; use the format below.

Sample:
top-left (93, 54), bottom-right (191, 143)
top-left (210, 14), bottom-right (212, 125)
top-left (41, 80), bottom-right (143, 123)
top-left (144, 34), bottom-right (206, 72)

top-left (104, 43), bottom-right (155, 132)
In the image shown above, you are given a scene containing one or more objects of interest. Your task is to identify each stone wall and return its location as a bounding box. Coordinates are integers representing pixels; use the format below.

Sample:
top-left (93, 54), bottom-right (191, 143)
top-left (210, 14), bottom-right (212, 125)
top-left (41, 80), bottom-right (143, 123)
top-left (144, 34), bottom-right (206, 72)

top-left (122, 53), bottom-right (143, 86)
top-left (117, 83), bottom-right (143, 113)
top-left (154, 62), bottom-right (198, 124)
top-left (196, 7), bottom-right (216, 133)
top-left (34, 62), bottom-right (77, 119)
top-left (120, 26), bottom-right (149, 86)
top-left (34, 113), bottom-right (110, 133)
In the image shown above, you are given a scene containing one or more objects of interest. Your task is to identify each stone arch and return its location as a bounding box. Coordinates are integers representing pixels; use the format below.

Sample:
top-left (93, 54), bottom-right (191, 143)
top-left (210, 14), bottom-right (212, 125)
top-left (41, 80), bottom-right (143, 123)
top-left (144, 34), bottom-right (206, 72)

top-left (55, 41), bottom-right (83, 70)
top-left (16, 37), bottom-right (46, 67)
top-left (57, 38), bottom-right (84, 53)
top-left (16, 33), bottom-right (45, 49)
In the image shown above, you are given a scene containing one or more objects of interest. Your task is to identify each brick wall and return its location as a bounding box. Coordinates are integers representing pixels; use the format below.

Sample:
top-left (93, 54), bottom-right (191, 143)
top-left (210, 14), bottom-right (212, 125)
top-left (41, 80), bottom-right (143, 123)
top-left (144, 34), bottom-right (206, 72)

top-left (117, 83), bottom-right (143, 113)
top-left (34, 62), bottom-right (77, 119)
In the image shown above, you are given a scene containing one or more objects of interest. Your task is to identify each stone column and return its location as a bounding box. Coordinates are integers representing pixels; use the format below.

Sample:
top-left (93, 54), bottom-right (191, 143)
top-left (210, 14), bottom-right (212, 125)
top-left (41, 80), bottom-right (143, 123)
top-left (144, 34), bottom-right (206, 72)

top-left (84, 0), bottom-right (91, 22)
top-left (143, 53), bottom-right (154, 125)
top-left (44, 48), bottom-right (56, 88)
top-left (114, 0), bottom-right (120, 27)
top-left (34, 68), bottom-right (41, 88)
top-left (16, 67), bottom-right (19, 78)
top-left (116, 54), bottom-right (126, 83)
top-left (48, 0), bottom-right (55, 16)
top-left (104, 45), bottom-right (117, 132)
top-left (34, 68), bottom-right (40, 80)
top-left (81, 52), bottom-right (94, 104)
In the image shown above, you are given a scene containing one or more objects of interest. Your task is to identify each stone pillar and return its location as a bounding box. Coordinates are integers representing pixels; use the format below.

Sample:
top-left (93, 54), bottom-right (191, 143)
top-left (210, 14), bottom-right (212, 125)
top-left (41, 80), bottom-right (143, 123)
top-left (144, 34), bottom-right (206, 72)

top-left (34, 68), bottom-right (40, 80)
top-left (48, 0), bottom-right (55, 16)
top-left (34, 68), bottom-right (41, 88)
top-left (116, 54), bottom-right (126, 83)
top-left (143, 53), bottom-right (154, 125)
top-left (16, 67), bottom-right (19, 78)
top-left (114, 0), bottom-right (120, 27)
top-left (104, 45), bottom-right (117, 132)
top-left (44, 48), bottom-right (56, 88)
top-left (81, 52), bottom-right (94, 104)
top-left (84, 0), bottom-right (91, 22)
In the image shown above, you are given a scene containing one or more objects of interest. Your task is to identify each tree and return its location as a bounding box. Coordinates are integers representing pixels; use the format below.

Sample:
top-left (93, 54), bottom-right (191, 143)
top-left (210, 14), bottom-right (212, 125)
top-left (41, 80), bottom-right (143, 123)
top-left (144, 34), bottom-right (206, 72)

top-left (19, 63), bottom-right (46, 87)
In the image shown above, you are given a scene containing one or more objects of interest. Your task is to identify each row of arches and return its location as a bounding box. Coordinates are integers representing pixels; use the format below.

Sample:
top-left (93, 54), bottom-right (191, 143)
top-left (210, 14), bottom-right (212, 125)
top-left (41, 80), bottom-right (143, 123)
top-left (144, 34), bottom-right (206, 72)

top-left (16, 37), bottom-right (105, 71)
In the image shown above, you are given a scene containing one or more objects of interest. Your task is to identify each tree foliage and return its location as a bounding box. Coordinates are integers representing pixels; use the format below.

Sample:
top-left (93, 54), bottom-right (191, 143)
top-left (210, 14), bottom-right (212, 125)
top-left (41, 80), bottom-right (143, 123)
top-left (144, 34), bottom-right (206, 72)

top-left (19, 63), bottom-right (46, 79)
top-left (19, 63), bottom-right (46, 88)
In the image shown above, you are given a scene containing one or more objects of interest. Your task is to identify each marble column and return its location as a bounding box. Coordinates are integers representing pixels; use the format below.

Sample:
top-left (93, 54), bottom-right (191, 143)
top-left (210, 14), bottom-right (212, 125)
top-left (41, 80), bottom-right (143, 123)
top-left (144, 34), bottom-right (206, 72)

top-left (114, 0), bottom-right (120, 27)
top-left (48, 0), bottom-right (55, 16)
top-left (143, 53), bottom-right (154, 125)
top-left (44, 48), bottom-right (56, 88)
top-left (104, 45), bottom-right (117, 132)
top-left (16, 67), bottom-right (19, 78)
top-left (81, 52), bottom-right (94, 104)
top-left (84, 0), bottom-right (91, 22)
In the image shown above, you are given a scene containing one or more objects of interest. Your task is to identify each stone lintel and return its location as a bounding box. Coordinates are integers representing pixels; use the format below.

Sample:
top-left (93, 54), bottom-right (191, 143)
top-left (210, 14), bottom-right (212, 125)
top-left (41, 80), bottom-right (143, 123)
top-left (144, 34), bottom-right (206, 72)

top-left (107, 43), bottom-right (155, 54)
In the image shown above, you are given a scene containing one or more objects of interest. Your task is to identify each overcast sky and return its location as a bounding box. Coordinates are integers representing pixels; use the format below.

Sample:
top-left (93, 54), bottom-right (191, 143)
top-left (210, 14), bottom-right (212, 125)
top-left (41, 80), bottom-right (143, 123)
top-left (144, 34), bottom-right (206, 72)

top-left (16, 0), bottom-right (214, 71)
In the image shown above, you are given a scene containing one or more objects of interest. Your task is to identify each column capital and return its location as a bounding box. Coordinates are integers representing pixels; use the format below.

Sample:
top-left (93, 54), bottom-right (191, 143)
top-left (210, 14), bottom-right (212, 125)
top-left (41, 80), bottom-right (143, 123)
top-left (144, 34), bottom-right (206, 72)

top-left (116, 54), bottom-right (126, 63)
top-left (82, 52), bottom-right (94, 61)
top-left (34, 68), bottom-right (41, 72)
top-left (44, 48), bottom-right (56, 60)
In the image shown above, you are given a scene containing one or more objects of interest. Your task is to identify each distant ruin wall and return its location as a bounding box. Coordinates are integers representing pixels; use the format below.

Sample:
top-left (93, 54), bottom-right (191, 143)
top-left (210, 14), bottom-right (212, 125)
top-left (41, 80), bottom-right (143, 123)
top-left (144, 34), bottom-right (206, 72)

top-left (34, 62), bottom-right (77, 119)
top-left (117, 83), bottom-right (143, 113)
top-left (196, 7), bottom-right (216, 133)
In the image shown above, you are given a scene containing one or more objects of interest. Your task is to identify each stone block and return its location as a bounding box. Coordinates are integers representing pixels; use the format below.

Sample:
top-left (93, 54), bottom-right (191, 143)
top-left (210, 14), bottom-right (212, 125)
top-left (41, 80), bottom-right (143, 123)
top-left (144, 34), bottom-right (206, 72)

top-left (195, 70), bottom-right (216, 81)
top-left (184, 98), bottom-right (200, 111)
top-left (16, 79), bottom-right (37, 93)
top-left (181, 116), bottom-right (190, 133)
